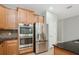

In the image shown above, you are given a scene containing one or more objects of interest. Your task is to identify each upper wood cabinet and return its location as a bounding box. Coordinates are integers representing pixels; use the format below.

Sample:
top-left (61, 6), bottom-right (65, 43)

top-left (17, 8), bottom-right (26, 24)
top-left (17, 8), bottom-right (35, 25)
top-left (33, 15), bottom-right (39, 23)
top-left (6, 8), bottom-right (17, 29)
top-left (29, 12), bottom-right (35, 24)
top-left (17, 8), bottom-right (30, 24)
top-left (38, 16), bottom-right (44, 24)
top-left (0, 6), bottom-right (6, 29)
top-left (0, 5), bottom-right (44, 29)
top-left (0, 5), bottom-right (17, 29)
top-left (33, 15), bottom-right (44, 24)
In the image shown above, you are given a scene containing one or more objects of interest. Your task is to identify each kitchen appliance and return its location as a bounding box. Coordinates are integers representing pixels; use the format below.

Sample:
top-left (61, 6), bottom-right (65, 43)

top-left (33, 23), bottom-right (48, 54)
top-left (18, 24), bottom-right (33, 48)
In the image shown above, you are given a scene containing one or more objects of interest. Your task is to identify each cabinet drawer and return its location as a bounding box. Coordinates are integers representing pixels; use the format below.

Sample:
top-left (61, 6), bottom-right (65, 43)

top-left (19, 47), bottom-right (33, 54)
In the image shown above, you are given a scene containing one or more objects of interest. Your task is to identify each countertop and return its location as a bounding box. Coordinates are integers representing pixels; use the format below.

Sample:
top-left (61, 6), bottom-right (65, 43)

top-left (0, 35), bottom-right (18, 41)
top-left (53, 40), bottom-right (79, 55)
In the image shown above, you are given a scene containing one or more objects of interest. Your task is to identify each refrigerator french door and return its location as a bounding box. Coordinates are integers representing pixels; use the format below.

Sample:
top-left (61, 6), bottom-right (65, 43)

top-left (33, 23), bottom-right (48, 54)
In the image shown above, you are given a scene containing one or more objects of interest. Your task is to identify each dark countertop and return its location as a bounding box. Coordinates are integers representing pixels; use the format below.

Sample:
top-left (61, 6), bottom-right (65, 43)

top-left (0, 35), bottom-right (18, 41)
top-left (53, 40), bottom-right (79, 55)
top-left (0, 37), bottom-right (18, 41)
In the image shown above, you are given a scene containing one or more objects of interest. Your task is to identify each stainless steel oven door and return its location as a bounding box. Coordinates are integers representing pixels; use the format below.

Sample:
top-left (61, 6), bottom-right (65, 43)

top-left (19, 38), bottom-right (32, 48)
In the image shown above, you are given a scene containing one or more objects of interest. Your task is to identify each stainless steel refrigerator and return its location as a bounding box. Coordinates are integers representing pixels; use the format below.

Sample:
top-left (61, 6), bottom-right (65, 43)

top-left (33, 23), bottom-right (48, 54)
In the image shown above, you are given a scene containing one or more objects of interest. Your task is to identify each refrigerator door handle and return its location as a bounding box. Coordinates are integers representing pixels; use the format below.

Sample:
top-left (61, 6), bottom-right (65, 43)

top-left (37, 34), bottom-right (39, 39)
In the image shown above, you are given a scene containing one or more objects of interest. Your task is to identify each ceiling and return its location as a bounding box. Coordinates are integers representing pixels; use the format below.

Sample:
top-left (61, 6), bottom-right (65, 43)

top-left (4, 4), bottom-right (79, 20)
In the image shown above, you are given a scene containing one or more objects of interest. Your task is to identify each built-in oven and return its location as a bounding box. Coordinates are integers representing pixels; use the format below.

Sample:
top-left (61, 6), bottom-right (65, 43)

top-left (18, 24), bottom-right (33, 48)
top-left (20, 38), bottom-right (33, 48)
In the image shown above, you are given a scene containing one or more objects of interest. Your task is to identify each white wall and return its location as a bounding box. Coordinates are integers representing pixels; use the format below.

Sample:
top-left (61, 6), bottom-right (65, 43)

top-left (63, 15), bottom-right (79, 42)
top-left (57, 20), bottom-right (63, 43)
top-left (58, 15), bottom-right (79, 42)
top-left (45, 11), bottom-right (58, 49)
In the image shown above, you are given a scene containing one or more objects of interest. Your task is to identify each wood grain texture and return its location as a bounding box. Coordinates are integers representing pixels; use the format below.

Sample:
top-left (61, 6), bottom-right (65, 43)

top-left (4, 40), bottom-right (18, 55)
top-left (19, 47), bottom-right (33, 54)
top-left (54, 47), bottom-right (75, 55)
top-left (0, 42), bottom-right (4, 54)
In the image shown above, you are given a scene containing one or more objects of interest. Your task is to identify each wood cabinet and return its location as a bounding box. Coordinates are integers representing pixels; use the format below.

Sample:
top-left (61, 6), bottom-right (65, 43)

top-left (0, 41), bottom-right (4, 54)
top-left (0, 40), bottom-right (18, 55)
top-left (38, 16), bottom-right (44, 24)
top-left (33, 15), bottom-right (44, 24)
top-left (54, 46), bottom-right (75, 55)
top-left (0, 6), bottom-right (6, 29)
top-left (29, 12), bottom-right (34, 24)
top-left (6, 8), bottom-right (17, 29)
top-left (17, 8), bottom-right (37, 25)
top-left (19, 47), bottom-right (33, 55)
top-left (0, 5), bottom-right (44, 29)
top-left (5, 40), bottom-right (18, 55)
top-left (17, 8), bottom-right (30, 24)
top-left (0, 5), bottom-right (17, 29)
top-left (33, 14), bottom-right (39, 23)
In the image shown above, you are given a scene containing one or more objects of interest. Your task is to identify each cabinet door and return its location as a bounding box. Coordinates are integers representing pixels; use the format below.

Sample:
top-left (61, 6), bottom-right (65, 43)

top-left (6, 9), bottom-right (17, 29)
top-left (0, 6), bottom-right (6, 29)
top-left (26, 10), bottom-right (30, 24)
top-left (18, 8), bottom-right (29, 24)
top-left (34, 15), bottom-right (39, 23)
top-left (0, 42), bottom-right (3, 55)
top-left (19, 47), bottom-right (33, 54)
top-left (38, 16), bottom-right (44, 24)
top-left (5, 40), bottom-right (18, 55)
top-left (29, 12), bottom-right (34, 24)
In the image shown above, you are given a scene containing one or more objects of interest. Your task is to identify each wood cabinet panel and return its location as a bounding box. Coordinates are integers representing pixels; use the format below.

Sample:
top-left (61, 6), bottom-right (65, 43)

top-left (38, 16), bottom-right (44, 24)
top-left (54, 47), bottom-right (75, 55)
top-left (6, 9), bottom-right (17, 29)
top-left (17, 8), bottom-right (30, 24)
top-left (0, 6), bottom-right (6, 29)
top-left (29, 12), bottom-right (34, 24)
top-left (5, 40), bottom-right (18, 55)
top-left (0, 42), bottom-right (4, 54)
top-left (33, 15), bottom-right (39, 23)
top-left (19, 47), bottom-right (33, 54)
top-left (33, 15), bottom-right (44, 24)
top-left (17, 8), bottom-right (36, 24)
top-left (0, 5), bottom-right (17, 29)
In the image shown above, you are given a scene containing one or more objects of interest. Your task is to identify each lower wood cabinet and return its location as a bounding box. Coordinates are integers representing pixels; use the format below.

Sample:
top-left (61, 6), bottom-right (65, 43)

top-left (0, 39), bottom-right (18, 55)
top-left (54, 47), bottom-right (75, 55)
top-left (0, 41), bottom-right (4, 55)
top-left (4, 40), bottom-right (18, 55)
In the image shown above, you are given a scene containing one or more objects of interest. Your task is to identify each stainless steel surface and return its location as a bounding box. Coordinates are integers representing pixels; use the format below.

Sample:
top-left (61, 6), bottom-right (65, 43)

top-left (35, 41), bottom-right (48, 53)
top-left (18, 24), bottom-right (33, 48)
top-left (34, 23), bottom-right (48, 54)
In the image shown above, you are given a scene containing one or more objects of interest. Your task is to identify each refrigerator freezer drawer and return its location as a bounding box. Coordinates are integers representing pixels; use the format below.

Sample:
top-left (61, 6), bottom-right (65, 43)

top-left (36, 42), bottom-right (48, 54)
